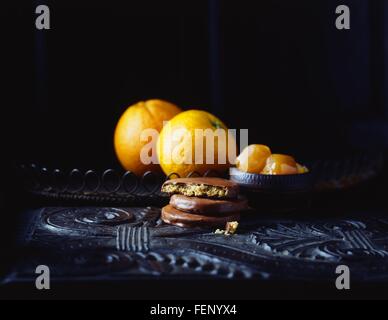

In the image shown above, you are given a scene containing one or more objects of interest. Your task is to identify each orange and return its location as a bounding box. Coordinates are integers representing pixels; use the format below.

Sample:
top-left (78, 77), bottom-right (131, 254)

top-left (157, 110), bottom-right (237, 178)
top-left (114, 99), bottom-right (181, 176)
top-left (262, 154), bottom-right (298, 175)
top-left (236, 144), bottom-right (271, 174)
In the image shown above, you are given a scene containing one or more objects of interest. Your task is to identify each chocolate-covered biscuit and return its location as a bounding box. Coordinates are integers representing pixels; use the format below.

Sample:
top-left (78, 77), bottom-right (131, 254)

top-left (170, 194), bottom-right (248, 215)
top-left (162, 177), bottom-right (239, 199)
top-left (161, 205), bottom-right (240, 228)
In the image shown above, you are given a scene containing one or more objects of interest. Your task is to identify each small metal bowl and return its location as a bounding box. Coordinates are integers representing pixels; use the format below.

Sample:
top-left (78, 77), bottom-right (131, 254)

top-left (229, 167), bottom-right (313, 213)
top-left (229, 167), bottom-right (313, 192)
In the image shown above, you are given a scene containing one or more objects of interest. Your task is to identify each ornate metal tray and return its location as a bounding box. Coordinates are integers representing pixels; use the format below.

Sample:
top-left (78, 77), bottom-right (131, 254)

top-left (18, 153), bottom-right (384, 206)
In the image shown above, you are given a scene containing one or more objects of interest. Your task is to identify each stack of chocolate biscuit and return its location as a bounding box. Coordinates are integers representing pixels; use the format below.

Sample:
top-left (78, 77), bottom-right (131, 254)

top-left (161, 177), bottom-right (248, 228)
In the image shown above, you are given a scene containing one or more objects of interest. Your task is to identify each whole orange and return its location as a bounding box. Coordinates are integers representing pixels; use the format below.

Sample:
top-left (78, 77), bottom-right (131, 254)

top-left (157, 110), bottom-right (237, 178)
top-left (114, 99), bottom-right (181, 176)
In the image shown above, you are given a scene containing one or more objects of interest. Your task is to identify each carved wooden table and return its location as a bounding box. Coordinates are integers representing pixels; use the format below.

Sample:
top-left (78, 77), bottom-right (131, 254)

top-left (8, 206), bottom-right (388, 286)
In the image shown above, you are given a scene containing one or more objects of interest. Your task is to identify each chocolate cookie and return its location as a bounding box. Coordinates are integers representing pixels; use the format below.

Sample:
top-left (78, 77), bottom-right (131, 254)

top-left (162, 177), bottom-right (239, 199)
top-left (170, 194), bottom-right (249, 215)
top-left (161, 205), bottom-right (241, 228)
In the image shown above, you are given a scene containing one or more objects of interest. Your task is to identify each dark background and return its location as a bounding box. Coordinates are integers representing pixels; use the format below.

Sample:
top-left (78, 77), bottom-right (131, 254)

top-left (0, 0), bottom-right (386, 217)
top-left (3, 0), bottom-right (388, 169)
top-left (1, 0), bottom-right (387, 211)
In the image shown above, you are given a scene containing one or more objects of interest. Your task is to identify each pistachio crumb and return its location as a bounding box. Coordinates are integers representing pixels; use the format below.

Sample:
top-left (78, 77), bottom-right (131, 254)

top-left (225, 221), bottom-right (239, 235)
top-left (214, 221), bottom-right (239, 236)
